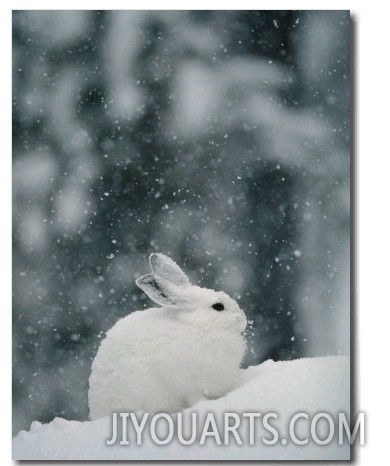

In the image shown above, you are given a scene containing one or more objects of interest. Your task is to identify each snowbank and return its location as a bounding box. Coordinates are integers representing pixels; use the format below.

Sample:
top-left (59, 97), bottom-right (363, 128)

top-left (13, 356), bottom-right (350, 460)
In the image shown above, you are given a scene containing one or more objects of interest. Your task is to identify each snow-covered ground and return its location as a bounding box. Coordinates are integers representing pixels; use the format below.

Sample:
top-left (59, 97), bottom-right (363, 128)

top-left (13, 356), bottom-right (350, 460)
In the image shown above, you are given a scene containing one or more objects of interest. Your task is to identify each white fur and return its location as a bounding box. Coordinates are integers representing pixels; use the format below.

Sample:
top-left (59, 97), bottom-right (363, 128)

top-left (88, 253), bottom-right (247, 420)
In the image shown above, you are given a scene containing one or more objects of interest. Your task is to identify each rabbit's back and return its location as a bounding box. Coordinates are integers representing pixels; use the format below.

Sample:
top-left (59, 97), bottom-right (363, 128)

top-left (88, 307), bottom-right (179, 419)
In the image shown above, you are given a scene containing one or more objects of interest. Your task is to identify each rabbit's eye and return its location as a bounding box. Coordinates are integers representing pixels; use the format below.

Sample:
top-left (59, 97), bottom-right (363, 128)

top-left (212, 302), bottom-right (224, 311)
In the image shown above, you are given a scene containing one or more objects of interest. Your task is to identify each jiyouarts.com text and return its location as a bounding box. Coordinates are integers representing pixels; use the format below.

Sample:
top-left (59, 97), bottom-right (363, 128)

top-left (107, 411), bottom-right (364, 447)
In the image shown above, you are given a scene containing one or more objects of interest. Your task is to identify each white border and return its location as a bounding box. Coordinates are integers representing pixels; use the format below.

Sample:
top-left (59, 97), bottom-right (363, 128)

top-left (3, 1), bottom-right (390, 465)
top-left (1, 1), bottom-right (12, 465)
top-left (3, 1), bottom-right (364, 10)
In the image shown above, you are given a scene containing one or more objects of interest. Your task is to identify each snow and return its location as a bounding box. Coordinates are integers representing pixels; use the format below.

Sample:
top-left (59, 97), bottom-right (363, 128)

top-left (13, 356), bottom-right (350, 460)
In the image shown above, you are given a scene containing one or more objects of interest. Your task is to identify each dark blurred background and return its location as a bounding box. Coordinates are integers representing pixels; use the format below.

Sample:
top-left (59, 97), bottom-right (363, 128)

top-left (12, 10), bottom-right (350, 434)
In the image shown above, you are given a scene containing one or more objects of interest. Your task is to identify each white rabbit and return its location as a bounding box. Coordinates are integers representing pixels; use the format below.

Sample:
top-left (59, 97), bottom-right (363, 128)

top-left (88, 253), bottom-right (247, 420)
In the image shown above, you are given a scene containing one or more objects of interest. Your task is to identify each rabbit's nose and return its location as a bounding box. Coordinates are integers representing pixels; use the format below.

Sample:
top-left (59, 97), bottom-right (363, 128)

top-left (235, 313), bottom-right (247, 332)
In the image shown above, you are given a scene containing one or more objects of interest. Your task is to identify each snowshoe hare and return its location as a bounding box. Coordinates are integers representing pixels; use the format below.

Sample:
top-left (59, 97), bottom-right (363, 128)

top-left (88, 253), bottom-right (247, 420)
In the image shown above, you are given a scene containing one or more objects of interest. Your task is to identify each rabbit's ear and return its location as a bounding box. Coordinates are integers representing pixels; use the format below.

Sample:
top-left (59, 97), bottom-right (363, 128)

top-left (136, 274), bottom-right (184, 306)
top-left (149, 253), bottom-right (190, 287)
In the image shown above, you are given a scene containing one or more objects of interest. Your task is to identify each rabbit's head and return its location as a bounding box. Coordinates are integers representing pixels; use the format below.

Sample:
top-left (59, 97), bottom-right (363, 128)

top-left (136, 253), bottom-right (247, 334)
